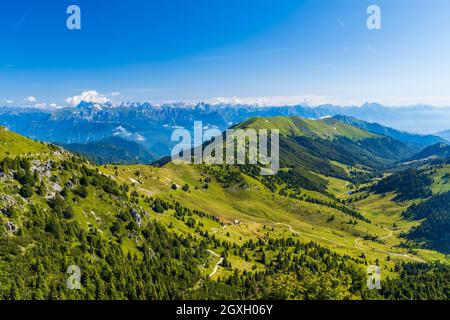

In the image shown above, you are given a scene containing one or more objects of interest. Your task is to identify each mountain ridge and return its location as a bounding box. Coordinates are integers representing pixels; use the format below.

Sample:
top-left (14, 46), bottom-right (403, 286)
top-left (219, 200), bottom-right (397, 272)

top-left (437, 129), bottom-right (450, 141)
top-left (1, 120), bottom-right (449, 300)
top-left (406, 143), bottom-right (450, 162)
top-left (332, 115), bottom-right (445, 149)
top-left (1, 102), bottom-right (449, 161)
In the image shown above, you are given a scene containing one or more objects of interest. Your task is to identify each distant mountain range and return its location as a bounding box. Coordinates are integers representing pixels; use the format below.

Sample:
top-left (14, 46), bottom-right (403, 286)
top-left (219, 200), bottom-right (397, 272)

top-left (0, 102), bottom-right (448, 162)
top-left (437, 130), bottom-right (450, 141)
top-left (332, 115), bottom-right (446, 149)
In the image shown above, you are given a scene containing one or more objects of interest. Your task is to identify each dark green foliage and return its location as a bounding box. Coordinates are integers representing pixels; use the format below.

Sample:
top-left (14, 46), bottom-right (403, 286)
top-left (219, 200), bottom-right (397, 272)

top-left (74, 185), bottom-right (88, 198)
top-left (63, 206), bottom-right (75, 219)
top-left (79, 165), bottom-right (121, 196)
top-left (45, 218), bottom-right (63, 238)
top-left (0, 161), bottom-right (206, 300)
top-left (404, 191), bottom-right (450, 253)
top-left (0, 221), bottom-right (205, 300)
top-left (202, 165), bottom-right (245, 188)
top-left (381, 263), bottom-right (450, 300)
top-left (37, 181), bottom-right (46, 196)
top-left (270, 166), bottom-right (328, 193)
top-left (358, 137), bottom-right (414, 162)
top-left (299, 195), bottom-right (370, 223)
top-left (1, 127), bottom-right (448, 301)
top-left (407, 143), bottom-right (450, 162)
top-left (279, 137), bottom-right (349, 179)
top-left (443, 173), bottom-right (450, 182)
top-left (192, 238), bottom-right (376, 300)
top-left (0, 153), bottom-right (205, 300)
top-left (19, 184), bottom-right (34, 198)
top-left (153, 198), bottom-right (169, 213)
top-left (372, 169), bottom-right (432, 201)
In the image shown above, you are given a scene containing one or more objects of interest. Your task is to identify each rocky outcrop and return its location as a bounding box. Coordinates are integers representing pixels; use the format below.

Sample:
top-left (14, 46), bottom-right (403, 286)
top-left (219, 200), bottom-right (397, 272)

top-left (0, 194), bottom-right (15, 213)
top-left (131, 208), bottom-right (142, 227)
top-left (5, 221), bottom-right (17, 232)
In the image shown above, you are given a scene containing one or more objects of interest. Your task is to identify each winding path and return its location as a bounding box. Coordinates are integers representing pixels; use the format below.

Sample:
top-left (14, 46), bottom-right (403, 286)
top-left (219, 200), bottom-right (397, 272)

top-left (211, 225), bottom-right (227, 234)
top-left (207, 249), bottom-right (224, 278)
top-left (206, 220), bottom-right (426, 277)
top-left (276, 223), bottom-right (426, 263)
top-left (355, 234), bottom-right (425, 263)
top-left (275, 223), bottom-right (347, 247)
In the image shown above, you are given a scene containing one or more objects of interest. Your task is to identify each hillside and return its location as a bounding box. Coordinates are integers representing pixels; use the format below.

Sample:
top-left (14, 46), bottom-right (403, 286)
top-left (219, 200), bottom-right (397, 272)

top-left (332, 115), bottom-right (445, 149)
top-left (234, 116), bottom-right (378, 140)
top-left (404, 191), bottom-right (450, 253)
top-left (232, 116), bottom-right (416, 172)
top-left (0, 126), bottom-right (449, 300)
top-left (0, 130), bottom-right (383, 300)
top-left (150, 116), bottom-right (448, 266)
top-left (59, 137), bottom-right (156, 164)
top-left (0, 126), bottom-right (50, 157)
top-left (370, 169), bottom-right (433, 202)
top-left (406, 143), bottom-right (450, 162)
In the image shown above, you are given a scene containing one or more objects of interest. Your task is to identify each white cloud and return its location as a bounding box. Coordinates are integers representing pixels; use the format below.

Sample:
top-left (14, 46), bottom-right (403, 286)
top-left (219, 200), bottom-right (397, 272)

top-left (49, 103), bottom-right (58, 108)
top-left (26, 96), bottom-right (37, 103)
top-left (111, 92), bottom-right (120, 97)
top-left (5, 100), bottom-right (14, 104)
top-left (205, 95), bottom-right (337, 107)
top-left (113, 126), bottom-right (130, 136)
top-left (134, 134), bottom-right (146, 142)
top-left (34, 103), bottom-right (47, 109)
top-left (113, 126), bottom-right (146, 142)
top-left (65, 90), bottom-right (110, 106)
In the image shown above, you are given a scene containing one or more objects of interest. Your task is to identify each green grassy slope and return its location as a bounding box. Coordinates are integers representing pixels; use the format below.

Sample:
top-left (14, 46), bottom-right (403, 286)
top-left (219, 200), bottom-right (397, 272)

top-left (0, 126), bottom-right (50, 157)
top-left (101, 162), bottom-right (448, 268)
top-left (234, 116), bottom-right (378, 140)
top-left (0, 128), bottom-right (378, 300)
top-left (233, 116), bottom-right (415, 171)
top-left (1, 124), bottom-right (449, 300)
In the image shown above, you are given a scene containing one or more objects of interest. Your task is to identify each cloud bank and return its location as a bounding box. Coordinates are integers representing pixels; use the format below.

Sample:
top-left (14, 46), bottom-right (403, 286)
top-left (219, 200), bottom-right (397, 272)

top-left (65, 91), bottom-right (110, 106)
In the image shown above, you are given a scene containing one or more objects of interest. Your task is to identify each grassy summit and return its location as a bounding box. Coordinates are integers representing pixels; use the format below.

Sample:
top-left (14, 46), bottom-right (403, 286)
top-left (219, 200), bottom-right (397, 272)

top-left (0, 126), bottom-right (50, 157)
top-left (234, 116), bottom-right (378, 140)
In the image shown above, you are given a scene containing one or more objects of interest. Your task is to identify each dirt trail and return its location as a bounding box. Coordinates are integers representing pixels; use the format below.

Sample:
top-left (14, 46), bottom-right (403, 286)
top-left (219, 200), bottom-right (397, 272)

top-left (211, 225), bottom-right (227, 234)
top-left (275, 223), bottom-right (347, 247)
top-left (205, 219), bottom-right (425, 278)
top-left (207, 250), bottom-right (224, 278)
top-left (276, 223), bottom-right (426, 263)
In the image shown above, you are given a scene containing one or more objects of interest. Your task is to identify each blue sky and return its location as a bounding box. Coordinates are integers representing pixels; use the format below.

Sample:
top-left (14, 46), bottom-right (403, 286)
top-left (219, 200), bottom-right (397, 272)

top-left (1, 0), bottom-right (450, 107)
